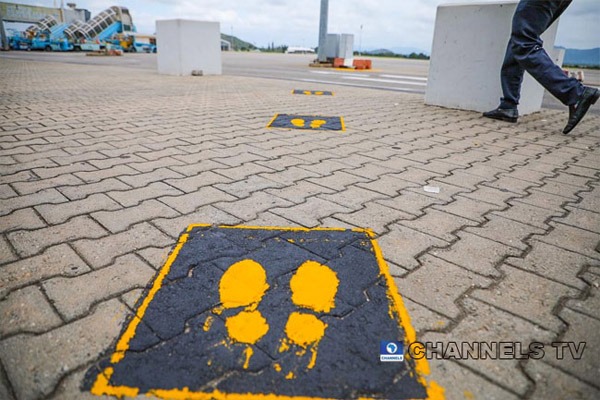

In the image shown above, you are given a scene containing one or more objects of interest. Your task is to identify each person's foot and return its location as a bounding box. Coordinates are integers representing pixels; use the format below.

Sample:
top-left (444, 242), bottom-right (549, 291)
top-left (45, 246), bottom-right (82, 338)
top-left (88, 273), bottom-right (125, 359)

top-left (482, 107), bottom-right (518, 123)
top-left (563, 86), bottom-right (600, 134)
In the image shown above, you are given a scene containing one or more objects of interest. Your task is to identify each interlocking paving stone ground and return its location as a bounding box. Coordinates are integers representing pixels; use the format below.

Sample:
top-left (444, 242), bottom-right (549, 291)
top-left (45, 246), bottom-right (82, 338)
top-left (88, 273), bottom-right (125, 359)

top-left (1, 55), bottom-right (599, 399)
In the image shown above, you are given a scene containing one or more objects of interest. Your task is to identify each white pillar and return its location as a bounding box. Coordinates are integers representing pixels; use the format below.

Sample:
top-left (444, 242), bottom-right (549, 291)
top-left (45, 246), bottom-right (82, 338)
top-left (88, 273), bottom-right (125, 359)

top-left (156, 19), bottom-right (222, 76)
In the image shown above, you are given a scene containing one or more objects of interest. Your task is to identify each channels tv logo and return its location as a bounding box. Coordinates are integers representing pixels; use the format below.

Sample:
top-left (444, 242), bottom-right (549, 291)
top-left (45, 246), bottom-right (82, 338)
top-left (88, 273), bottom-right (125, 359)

top-left (380, 341), bottom-right (404, 362)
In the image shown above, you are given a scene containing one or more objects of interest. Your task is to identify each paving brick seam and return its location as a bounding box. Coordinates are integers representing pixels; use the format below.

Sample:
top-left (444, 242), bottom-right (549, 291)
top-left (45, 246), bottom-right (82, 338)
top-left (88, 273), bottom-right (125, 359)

top-left (146, 220), bottom-right (192, 241)
top-left (380, 156), bottom-right (543, 235)
top-left (373, 155), bottom-right (538, 235)
top-left (0, 291), bottom-right (126, 344)
top-left (0, 244), bottom-right (84, 299)
top-left (0, 360), bottom-right (16, 400)
top-left (416, 162), bottom-right (600, 394)
top-left (49, 282), bottom-right (152, 325)
top-left (503, 260), bottom-right (591, 292)
top-left (259, 183), bottom-right (386, 220)
top-left (564, 267), bottom-right (600, 323)
top-left (12, 300), bottom-right (131, 400)
top-left (520, 274), bottom-right (600, 393)
top-left (534, 223), bottom-right (600, 261)
top-left (390, 159), bottom-right (579, 330)
top-left (523, 359), bottom-right (600, 398)
top-left (438, 351), bottom-right (531, 398)
top-left (38, 283), bottom-right (67, 327)
top-left (2, 202), bottom-right (105, 232)
top-left (7, 174), bottom-right (104, 197)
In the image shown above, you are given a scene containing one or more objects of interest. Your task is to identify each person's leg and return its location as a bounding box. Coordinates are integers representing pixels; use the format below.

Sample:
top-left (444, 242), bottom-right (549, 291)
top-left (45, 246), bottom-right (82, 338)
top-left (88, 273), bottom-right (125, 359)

top-left (499, 40), bottom-right (524, 109)
top-left (489, 0), bottom-right (565, 117)
top-left (510, 0), bottom-right (583, 106)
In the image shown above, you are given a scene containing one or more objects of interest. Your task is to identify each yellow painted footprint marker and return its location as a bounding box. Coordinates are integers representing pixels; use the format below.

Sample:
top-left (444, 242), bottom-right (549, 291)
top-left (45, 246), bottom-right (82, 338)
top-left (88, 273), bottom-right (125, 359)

top-left (290, 118), bottom-right (328, 129)
top-left (291, 118), bottom-right (305, 128)
top-left (310, 119), bottom-right (327, 129)
top-left (214, 258), bottom-right (339, 373)
top-left (281, 260), bottom-right (339, 371)
top-left (219, 259), bottom-right (270, 369)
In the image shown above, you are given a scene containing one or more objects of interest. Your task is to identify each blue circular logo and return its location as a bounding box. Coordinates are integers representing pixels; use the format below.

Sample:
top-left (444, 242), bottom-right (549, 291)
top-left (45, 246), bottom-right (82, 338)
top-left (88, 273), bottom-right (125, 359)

top-left (386, 342), bottom-right (398, 354)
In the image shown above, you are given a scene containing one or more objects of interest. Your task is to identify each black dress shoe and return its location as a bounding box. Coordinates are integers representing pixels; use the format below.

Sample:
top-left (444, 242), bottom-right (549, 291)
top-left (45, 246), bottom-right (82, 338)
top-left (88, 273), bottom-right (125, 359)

top-left (563, 86), bottom-right (600, 134)
top-left (482, 107), bottom-right (518, 123)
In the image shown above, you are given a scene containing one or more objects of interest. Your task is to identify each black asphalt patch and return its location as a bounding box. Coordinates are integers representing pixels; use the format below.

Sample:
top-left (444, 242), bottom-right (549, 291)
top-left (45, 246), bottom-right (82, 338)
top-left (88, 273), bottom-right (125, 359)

top-left (84, 224), bottom-right (441, 399)
top-left (267, 114), bottom-right (345, 131)
top-left (292, 89), bottom-right (334, 96)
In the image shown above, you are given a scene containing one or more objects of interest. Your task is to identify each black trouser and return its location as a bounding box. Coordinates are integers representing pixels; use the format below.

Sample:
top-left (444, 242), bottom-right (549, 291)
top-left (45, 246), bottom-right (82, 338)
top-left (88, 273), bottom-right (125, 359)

top-left (499, 0), bottom-right (583, 109)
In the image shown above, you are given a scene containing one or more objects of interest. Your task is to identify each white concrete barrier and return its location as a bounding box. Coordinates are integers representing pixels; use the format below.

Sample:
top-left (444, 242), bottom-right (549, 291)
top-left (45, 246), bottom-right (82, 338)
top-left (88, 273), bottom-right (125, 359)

top-left (425, 1), bottom-right (560, 115)
top-left (156, 19), bottom-right (222, 76)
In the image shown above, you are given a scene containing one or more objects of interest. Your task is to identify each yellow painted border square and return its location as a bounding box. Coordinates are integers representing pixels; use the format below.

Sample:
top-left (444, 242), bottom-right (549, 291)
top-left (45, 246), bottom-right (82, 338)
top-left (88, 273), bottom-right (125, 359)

top-left (291, 90), bottom-right (335, 96)
top-left (266, 114), bottom-right (346, 132)
top-left (90, 224), bottom-right (444, 400)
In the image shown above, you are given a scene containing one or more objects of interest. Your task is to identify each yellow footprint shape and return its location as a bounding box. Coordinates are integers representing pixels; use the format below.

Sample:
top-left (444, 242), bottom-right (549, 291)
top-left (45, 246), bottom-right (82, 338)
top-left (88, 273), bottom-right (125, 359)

top-left (218, 259), bottom-right (270, 368)
top-left (280, 260), bottom-right (339, 371)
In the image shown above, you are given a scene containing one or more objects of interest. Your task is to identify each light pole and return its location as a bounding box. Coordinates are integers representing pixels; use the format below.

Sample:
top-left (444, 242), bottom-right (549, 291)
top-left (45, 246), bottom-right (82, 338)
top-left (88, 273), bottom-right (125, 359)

top-left (230, 25), bottom-right (234, 51)
top-left (359, 24), bottom-right (363, 56)
top-left (317, 0), bottom-right (329, 62)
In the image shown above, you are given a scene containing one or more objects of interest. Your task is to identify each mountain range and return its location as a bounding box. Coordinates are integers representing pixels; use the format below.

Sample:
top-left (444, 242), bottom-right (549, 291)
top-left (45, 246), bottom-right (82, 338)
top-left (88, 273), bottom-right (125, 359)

top-left (221, 34), bottom-right (599, 68)
top-left (361, 46), bottom-right (429, 56)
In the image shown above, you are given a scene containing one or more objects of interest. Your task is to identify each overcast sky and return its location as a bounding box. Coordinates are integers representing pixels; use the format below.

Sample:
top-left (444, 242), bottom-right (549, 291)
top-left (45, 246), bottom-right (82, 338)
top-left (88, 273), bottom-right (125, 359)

top-left (9, 0), bottom-right (600, 52)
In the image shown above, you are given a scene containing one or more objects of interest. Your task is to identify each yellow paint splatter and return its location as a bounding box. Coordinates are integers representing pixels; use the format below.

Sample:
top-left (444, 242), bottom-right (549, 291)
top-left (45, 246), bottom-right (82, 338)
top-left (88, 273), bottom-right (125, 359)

top-left (464, 390), bottom-right (475, 400)
top-left (284, 312), bottom-right (327, 347)
top-left (225, 310), bottom-right (269, 344)
top-left (285, 371), bottom-right (295, 380)
top-left (273, 363), bottom-right (282, 372)
top-left (279, 338), bottom-right (290, 353)
top-left (219, 259), bottom-right (269, 309)
top-left (212, 305), bottom-right (224, 315)
top-left (243, 347), bottom-right (253, 369)
top-left (203, 316), bottom-right (214, 332)
top-left (307, 347), bottom-right (319, 370)
top-left (290, 260), bottom-right (339, 312)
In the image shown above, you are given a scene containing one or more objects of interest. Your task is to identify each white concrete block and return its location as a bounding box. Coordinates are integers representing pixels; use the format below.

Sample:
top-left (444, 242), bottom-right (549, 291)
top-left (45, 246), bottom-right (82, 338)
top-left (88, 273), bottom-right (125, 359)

top-left (339, 34), bottom-right (354, 60)
top-left (156, 19), bottom-right (222, 76)
top-left (324, 34), bottom-right (340, 59)
top-left (425, 1), bottom-right (560, 115)
top-left (324, 33), bottom-right (354, 60)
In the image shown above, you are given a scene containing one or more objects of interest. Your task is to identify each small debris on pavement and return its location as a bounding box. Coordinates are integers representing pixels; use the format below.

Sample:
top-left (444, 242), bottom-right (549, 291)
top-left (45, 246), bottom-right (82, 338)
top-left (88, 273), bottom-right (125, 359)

top-left (423, 186), bottom-right (440, 193)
